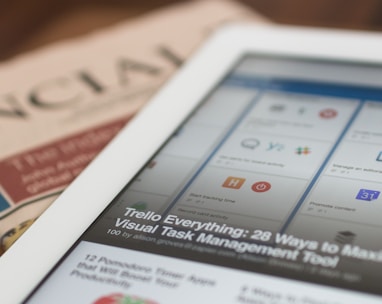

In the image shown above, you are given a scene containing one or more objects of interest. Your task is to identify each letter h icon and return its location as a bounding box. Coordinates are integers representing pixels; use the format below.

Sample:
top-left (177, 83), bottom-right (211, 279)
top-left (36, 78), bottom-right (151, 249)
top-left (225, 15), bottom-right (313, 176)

top-left (222, 176), bottom-right (246, 189)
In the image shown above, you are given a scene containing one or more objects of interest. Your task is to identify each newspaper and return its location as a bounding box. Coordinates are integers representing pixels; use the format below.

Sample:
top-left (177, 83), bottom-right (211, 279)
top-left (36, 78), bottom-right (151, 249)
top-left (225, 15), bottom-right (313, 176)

top-left (0, 0), bottom-right (267, 254)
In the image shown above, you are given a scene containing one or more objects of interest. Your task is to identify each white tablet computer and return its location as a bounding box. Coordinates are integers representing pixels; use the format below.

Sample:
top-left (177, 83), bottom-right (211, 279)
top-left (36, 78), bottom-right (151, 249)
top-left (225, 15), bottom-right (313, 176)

top-left (1, 25), bottom-right (382, 303)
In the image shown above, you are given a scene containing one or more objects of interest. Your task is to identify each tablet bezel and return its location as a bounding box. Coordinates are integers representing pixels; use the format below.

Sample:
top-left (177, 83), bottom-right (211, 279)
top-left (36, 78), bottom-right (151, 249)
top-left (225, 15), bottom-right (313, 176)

top-left (2, 24), bottom-right (382, 303)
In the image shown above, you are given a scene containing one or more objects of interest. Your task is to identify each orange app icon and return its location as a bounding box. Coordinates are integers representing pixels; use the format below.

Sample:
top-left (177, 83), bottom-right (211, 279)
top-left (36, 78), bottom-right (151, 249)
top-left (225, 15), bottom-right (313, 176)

top-left (222, 176), bottom-right (246, 189)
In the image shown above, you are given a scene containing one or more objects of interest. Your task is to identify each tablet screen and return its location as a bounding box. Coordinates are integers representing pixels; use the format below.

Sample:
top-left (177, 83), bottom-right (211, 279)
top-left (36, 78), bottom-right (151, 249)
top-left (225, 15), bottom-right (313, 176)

top-left (27, 55), bottom-right (382, 303)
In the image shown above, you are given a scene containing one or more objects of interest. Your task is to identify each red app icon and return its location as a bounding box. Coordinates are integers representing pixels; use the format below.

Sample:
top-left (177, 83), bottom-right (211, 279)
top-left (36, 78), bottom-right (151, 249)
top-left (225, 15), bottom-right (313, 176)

top-left (319, 108), bottom-right (337, 119)
top-left (252, 181), bottom-right (271, 193)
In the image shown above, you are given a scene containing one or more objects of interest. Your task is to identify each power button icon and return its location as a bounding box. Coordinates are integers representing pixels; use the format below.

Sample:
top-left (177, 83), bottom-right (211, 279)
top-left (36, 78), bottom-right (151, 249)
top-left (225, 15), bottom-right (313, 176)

top-left (252, 181), bottom-right (271, 193)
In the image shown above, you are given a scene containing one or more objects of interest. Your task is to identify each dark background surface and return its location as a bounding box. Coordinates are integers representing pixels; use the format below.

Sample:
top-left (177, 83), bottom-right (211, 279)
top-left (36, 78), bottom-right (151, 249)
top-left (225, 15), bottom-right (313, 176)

top-left (1, 0), bottom-right (382, 61)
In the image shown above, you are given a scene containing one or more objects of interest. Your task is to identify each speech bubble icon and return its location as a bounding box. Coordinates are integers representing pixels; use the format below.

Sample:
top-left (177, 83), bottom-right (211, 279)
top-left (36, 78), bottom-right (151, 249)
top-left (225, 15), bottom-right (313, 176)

top-left (241, 138), bottom-right (260, 150)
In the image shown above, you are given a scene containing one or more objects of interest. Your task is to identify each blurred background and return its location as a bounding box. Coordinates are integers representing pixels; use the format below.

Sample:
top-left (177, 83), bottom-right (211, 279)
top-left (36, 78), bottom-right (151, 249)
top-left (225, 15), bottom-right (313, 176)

top-left (1, 0), bottom-right (382, 62)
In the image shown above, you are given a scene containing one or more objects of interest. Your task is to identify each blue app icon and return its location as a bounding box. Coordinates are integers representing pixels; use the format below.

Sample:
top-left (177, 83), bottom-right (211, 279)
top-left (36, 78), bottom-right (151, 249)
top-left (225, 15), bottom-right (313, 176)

top-left (356, 189), bottom-right (380, 201)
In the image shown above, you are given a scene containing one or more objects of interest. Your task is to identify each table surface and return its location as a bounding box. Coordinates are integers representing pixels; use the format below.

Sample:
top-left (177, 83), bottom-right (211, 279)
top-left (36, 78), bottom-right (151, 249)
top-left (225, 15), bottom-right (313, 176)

top-left (1, 0), bottom-right (382, 62)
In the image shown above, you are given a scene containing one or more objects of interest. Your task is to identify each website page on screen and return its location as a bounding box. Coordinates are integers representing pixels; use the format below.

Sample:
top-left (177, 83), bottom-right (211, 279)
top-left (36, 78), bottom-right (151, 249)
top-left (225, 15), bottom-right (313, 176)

top-left (26, 55), bottom-right (382, 303)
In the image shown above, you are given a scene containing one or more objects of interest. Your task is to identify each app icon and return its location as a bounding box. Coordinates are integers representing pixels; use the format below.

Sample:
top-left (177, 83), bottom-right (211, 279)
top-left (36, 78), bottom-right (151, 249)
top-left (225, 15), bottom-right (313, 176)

top-left (222, 176), bottom-right (246, 189)
top-left (267, 142), bottom-right (284, 151)
top-left (295, 146), bottom-right (311, 155)
top-left (319, 108), bottom-right (338, 119)
top-left (298, 107), bottom-right (306, 115)
top-left (269, 104), bottom-right (286, 112)
top-left (94, 293), bottom-right (158, 304)
top-left (376, 151), bottom-right (382, 162)
top-left (335, 231), bottom-right (356, 245)
top-left (241, 138), bottom-right (260, 150)
top-left (356, 189), bottom-right (380, 201)
top-left (131, 201), bottom-right (148, 211)
top-left (251, 181), bottom-right (271, 193)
